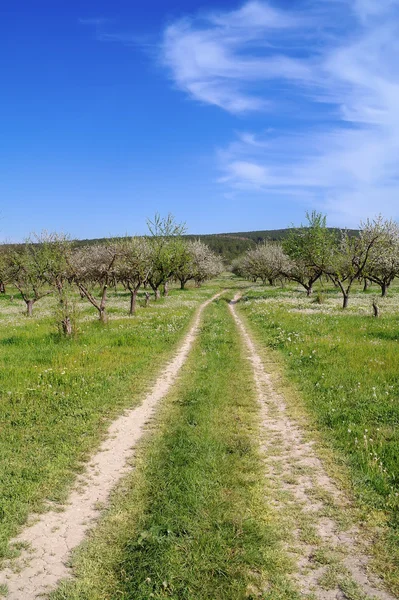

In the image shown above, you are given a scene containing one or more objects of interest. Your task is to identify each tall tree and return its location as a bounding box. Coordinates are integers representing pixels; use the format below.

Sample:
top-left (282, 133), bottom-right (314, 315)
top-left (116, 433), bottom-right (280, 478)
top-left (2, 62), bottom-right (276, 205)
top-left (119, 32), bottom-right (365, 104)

top-left (242, 243), bottom-right (290, 286)
top-left (190, 240), bottom-right (224, 286)
top-left (146, 214), bottom-right (187, 299)
top-left (71, 243), bottom-right (119, 322)
top-left (174, 240), bottom-right (223, 289)
top-left (173, 241), bottom-right (195, 290)
top-left (325, 219), bottom-right (383, 308)
top-left (364, 217), bottom-right (399, 297)
top-left (282, 212), bottom-right (332, 296)
top-left (116, 237), bottom-right (152, 315)
top-left (33, 232), bottom-right (76, 335)
top-left (9, 241), bottom-right (53, 316)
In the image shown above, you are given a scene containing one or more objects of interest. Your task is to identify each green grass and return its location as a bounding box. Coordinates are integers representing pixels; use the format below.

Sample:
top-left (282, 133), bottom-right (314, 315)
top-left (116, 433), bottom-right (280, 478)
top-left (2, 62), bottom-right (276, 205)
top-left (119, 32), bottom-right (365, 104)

top-left (0, 282), bottom-right (222, 562)
top-left (237, 282), bottom-right (399, 593)
top-left (52, 296), bottom-right (299, 600)
top-left (5, 274), bottom-right (399, 596)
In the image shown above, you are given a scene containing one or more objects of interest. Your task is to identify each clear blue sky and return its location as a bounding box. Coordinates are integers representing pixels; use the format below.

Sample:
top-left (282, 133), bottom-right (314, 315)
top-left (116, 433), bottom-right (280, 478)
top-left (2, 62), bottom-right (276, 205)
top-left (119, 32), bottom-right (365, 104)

top-left (1, 0), bottom-right (398, 241)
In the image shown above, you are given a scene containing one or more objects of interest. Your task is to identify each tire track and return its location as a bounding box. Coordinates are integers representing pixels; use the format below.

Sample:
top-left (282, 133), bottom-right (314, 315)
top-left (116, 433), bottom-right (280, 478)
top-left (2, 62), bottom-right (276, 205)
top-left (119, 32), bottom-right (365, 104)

top-left (229, 295), bottom-right (396, 600)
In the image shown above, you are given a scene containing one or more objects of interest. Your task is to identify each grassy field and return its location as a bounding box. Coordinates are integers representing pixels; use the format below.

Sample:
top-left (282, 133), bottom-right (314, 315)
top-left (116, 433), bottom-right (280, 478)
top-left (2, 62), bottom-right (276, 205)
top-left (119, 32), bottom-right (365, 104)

top-left (2, 275), bottom-right (399, 598)
top-left (51, 295), bottom-right (299, 600)
top-left (0, 283), bottom-right (222, 562)
top-left (237, 280), bottom-right (399, 593)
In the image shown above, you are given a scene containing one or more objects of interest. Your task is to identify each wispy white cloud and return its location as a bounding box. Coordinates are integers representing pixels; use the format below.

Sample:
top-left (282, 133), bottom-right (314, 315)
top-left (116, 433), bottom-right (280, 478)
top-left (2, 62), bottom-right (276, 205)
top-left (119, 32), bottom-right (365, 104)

top-left (209, 1), bottom-right (302, 30)
top-left (161, 2), bottom-right (313, 114)
top-left (219, 161), bottom-right (271, 187)
top-left (161, 0), bottom-right (399, 225)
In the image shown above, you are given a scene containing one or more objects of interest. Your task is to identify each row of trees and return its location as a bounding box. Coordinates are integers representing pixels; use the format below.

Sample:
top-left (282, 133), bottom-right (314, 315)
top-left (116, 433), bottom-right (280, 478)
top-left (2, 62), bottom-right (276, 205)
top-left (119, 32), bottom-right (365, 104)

top-left (232, 213), bottom-right (399, 308)
top-left (0, 215), bottom-right (223, 333)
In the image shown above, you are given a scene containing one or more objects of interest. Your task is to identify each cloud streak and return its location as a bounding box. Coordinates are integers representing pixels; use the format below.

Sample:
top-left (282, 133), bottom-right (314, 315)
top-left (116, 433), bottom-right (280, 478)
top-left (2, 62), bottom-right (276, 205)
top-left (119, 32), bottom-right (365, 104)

top-left (161, 2), bottom-right (315, 113)
top-left (161, 0), bottom-right (399, 225)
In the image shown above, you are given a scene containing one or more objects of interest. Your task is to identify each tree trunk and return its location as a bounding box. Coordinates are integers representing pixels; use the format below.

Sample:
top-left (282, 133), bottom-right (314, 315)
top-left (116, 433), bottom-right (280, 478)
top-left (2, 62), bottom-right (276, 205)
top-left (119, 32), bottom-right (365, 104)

top-left (306, 286), bottom-right (313, 297)
top-left (363, 278), bottom-right (370, 292)
top-left (26, 300), bottom-right (34, 317)
top-left (268, 278), bottom-right (275, 286)
top-left (145, 292), bottom-right (150, 307)
top-left (180, 280), bottom-right (185, 290)
top-left (61, 317), bottom-right (73, 335)
top-left (129, 289), bottom-right (138, 316)
top-left (381, 282), bottom-right (388, 297)
top-left (163, 281), bottom-right (169, 297)
top-left (342, 294), bottom-right (349, 309)
top-left (99, 308), bottom-right (108, 323)
top-left (0, 282), bottom-right (5, 294)
top-left (372, 301), bottom-right (379, 317)
top-left (154, 288), bottom-right (161, 301)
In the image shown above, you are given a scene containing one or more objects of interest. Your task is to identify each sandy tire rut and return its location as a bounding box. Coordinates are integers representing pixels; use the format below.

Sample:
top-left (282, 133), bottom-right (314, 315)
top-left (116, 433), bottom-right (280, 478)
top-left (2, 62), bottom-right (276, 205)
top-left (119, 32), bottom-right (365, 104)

top-left (0, 293), bottom-right (221, 599)
top-left (229, 295), bottom-right (397, 600)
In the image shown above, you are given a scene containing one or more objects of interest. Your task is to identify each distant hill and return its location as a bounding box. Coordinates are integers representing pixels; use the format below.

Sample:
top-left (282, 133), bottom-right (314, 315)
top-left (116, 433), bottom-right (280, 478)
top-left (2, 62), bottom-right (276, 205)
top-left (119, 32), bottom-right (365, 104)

top-left (76, 228), bottom-right (358, 263)
top-left (76, 230), bottom-right (285, 261)
top-left (185, 228), bottom-right (359, 261)
top-left (182, 231), bottom-right (286, 261)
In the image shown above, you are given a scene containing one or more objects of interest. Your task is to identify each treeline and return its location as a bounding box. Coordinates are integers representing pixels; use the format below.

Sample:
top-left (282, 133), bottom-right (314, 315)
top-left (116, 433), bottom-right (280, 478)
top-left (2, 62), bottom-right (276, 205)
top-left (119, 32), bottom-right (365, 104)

top-left (214, 227), bottom-right (359, 243)
top-left (77, 233), bottom-right (256, 261)
top-left (0, 215), bottom-right (223, 334)
top-left (78, 227), bottom-right (359, 262)
top-left (232, 212), bottom-right (399, 309)
top-left (188, 227), bottom-right (358, 260)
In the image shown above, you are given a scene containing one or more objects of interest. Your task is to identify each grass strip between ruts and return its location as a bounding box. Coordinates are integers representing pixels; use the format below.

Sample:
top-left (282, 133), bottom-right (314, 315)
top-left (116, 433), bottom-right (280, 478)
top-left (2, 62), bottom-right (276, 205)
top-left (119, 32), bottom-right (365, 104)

top-left (52, 296), bottom-right (298, 600)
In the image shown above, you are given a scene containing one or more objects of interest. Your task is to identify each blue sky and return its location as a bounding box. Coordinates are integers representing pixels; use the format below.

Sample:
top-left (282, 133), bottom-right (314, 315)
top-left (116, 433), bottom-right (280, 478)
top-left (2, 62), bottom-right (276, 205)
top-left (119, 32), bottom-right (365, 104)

top-left (1, 0), bottom-right (399, 241)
